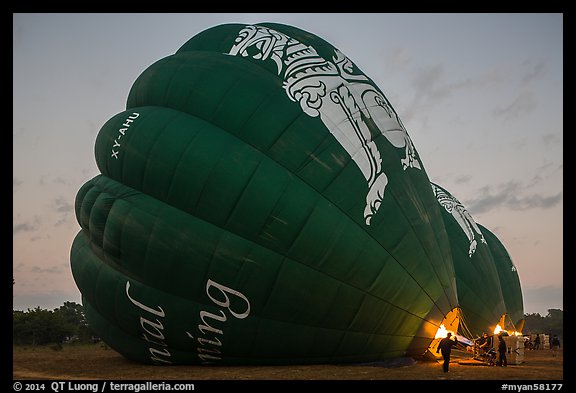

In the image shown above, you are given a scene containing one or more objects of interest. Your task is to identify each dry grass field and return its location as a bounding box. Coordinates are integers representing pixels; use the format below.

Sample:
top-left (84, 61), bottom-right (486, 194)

top-left (13, 344), bottom-right (563, 381)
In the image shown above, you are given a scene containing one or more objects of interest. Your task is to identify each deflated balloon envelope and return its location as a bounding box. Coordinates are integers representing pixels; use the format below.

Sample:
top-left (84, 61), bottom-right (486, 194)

top-left (71, 22), bottom-right (459, 365)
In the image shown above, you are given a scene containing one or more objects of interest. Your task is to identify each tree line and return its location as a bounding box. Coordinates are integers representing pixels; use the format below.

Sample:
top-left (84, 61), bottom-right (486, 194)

top-left (13, 301), bottom-right (96, 346)
top-left (13, 302), bottom-right (563, 346)
top-left (522, 308), bottom-right (563, 340)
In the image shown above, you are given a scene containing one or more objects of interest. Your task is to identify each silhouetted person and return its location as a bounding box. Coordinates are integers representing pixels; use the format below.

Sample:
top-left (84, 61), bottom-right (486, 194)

top-left (551, 334), bottom-right (561, 357)
top-left (534, 334), bottom-right (541, 350)
top-left (478, 332), bottom-right (491, 352)
top-left (497, 334), bottom-right (507, 366)
top-left (437, 332), bottom-right (458, 372)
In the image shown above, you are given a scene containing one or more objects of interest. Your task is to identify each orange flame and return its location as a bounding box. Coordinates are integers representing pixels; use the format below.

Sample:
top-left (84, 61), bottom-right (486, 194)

top-left (493, 324), bottom-right (520, 335)
top-left (435, 324), bottom-right (456, 339)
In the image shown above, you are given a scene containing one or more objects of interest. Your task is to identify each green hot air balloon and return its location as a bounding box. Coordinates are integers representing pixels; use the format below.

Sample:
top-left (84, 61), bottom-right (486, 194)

top-left (430, 183), bottom-right (507, 337)
top-left (478, 224), bottom-right (525, 331)
top-left (71, 23), bottom-right (459, 365)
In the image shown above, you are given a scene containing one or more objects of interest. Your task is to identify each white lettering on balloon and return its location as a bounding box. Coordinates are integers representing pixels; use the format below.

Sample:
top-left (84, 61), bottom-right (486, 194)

top-left (228, 25), bottom-right (421, 225)
top-left (125, 281), bottom-right (172, 364)
top-left (125, 279), bottom-right (251, 364)
top-left (186, 279), bottom-right (251, 364)
top-left (111, 112), bottom-right (140, 160)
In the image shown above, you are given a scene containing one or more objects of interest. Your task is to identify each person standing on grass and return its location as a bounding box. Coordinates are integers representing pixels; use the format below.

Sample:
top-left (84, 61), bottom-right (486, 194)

top-left (551, 334), bottom-right (561, 357)
top-left (497, 334), bottom-right (508, 367)
top-left (437, 332), bottom-right (458, 373)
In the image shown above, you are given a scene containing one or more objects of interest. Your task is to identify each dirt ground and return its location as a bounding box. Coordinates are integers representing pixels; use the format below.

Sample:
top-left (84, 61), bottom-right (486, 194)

top-left (13, 344), bottom-right (563, 381)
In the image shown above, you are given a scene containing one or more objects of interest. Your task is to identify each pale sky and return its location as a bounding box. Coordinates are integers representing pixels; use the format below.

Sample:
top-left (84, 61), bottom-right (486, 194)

top-left (13, 13), bottom-right (563, 316)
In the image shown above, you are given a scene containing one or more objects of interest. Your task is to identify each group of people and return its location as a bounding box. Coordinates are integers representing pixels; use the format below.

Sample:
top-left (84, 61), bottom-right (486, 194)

top-left (526, 333), bottom-right (561, 355)
top-left (436, 332), bottom-right (509, 373)
top-left (436, 331), bottom-right (562, 373)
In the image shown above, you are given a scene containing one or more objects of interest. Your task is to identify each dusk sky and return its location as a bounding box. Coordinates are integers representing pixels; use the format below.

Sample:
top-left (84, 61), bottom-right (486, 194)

top-left (13, 13), bottom-right (563, 318)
